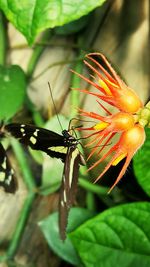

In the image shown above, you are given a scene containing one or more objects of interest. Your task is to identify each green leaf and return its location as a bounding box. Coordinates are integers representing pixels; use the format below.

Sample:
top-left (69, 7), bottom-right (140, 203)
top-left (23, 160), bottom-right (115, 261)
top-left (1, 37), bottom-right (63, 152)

top-left (133, 128), bottom-right (150, 197)
top-left (55, 14), bottom-right (90, 35)
top-left (41, 157), bottom-right (63, 195)
top-left (44, 114), bottom-right (70, 134)
top-left (71, 202), bottom-right (150, 267)
top-left (0, 0), bottom-right (106, 44)
top-left (39, 207), bottom-right (95, 265)
top-left (0, 65), bottom-right (26, 120)
top-left (28, 148), bottom-right (44, 165)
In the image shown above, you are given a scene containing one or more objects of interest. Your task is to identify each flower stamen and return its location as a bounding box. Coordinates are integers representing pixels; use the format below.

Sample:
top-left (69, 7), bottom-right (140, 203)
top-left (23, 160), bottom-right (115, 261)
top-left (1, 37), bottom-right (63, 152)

top-left (99, 80), bottom-right (112, 95)
top-left (93, 121), bottom-right (109, 130)
top-left (112, 152), bottom-right (127, 166)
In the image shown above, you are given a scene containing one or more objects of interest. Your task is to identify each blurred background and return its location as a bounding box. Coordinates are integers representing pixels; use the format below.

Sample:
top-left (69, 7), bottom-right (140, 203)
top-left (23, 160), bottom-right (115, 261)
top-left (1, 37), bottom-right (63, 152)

top-left (0, 0), bottom-right (149, 266)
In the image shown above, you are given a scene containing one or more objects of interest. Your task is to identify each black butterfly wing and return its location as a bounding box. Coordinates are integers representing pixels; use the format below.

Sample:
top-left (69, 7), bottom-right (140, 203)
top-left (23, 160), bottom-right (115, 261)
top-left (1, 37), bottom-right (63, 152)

top-left (4, 123), bottom-right (85, 238)
top-left (5, 123), bottom-right (67, 161)
top-left (59, 146), bottom-right (85, 240)
top-left (0, 143), bottom-right (17, 193)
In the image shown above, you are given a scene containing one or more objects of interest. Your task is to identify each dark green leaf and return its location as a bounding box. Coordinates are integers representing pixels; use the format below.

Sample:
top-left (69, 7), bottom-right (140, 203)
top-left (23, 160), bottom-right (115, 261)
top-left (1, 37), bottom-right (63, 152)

top-left (0, 0), bottom-right (106, 44)
top-left (133, 128), bottom-right (150, 197)
top-left (0, 65), bottom-right (26, 120)
top-left (71, 202), bottom-right (150, 267)
top-left (39, 207), bottom-right (95, 265)
top-left (55, 14), bottom-right (90, 35)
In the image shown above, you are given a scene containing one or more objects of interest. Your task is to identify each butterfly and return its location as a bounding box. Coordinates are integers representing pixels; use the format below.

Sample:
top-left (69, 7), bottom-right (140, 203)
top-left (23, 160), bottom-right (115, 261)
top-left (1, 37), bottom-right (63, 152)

top-left (0, 142), bottom-right (17, 193)
top-left (0, 122), bottom-right (18, 193)
top-left (3, 122), bottom-right (85, 240)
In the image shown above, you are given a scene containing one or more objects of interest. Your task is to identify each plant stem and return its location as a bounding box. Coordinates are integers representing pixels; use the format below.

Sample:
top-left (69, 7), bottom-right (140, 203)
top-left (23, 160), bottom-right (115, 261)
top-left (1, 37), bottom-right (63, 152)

top-left (79, 178), bottom-right (108, 196)
top-left (11, 139), bottom-right (36, 191)
top-left (32, 108), bottom-right (45, 126)
top-left (79, 178), bottom-right (114, 207)
top-left (26, 30), bottom-right (52, 80)
top-left (32, 57), bottom-right (82, 82)
top-left (70, 50), bottom-right (85, 119)
top-left (1, 139), bottom-right (37, 260)
top-left (86, 191), bottom-right (96, 211)
top-left (25, 31), bottom-right (53, 125)
top-left (6, 193), bottom-right (35, 259)
top-left (0, 11), bottom-right (7, 65)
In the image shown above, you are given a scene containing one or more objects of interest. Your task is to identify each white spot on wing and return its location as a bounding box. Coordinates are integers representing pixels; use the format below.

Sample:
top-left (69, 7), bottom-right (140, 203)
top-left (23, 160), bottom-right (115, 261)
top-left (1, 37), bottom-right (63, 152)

top-left (0, 172), bottom-right (5, 181)
top-left (20, 128), bottom-right (26, 137)
top-left (48, 146), bottom-right (68, 154)
top-left (33, 129), bottom-right (39, 137)
top-left (11, 169), bottom-right (14, 175)
top-left (63, 190), bottom-right (67, 203)
top-left (20, 128), bottom-right (25, 133)
top-left (5, 174), bottom-right (12, 185)
top-left (69, 149), bottom-right (79, 188)
top-left (30, 136), bottom-right (36, 144)
top-left (2, 157), bottom-right (7, 170)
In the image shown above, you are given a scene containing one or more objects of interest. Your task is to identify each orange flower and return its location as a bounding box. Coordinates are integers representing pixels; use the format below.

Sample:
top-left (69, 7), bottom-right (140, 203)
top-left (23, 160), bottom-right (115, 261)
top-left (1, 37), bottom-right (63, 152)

top-left (72, 53), bottom-right (146, 192)
top-left (77, 106), bottom-right (145, 192)
top-left (88, 124), bottom-right (145, 193)
top-left (77, 106), bottom-right (135, 161)
top-left (72, 53), bottom-right (143, 113)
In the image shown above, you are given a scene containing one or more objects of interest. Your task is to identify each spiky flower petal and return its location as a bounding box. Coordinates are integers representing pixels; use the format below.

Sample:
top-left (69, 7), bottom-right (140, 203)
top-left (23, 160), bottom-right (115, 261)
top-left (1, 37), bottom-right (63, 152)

top-left (91, 124), bottom-right (145, 192)
top-left (73, 53), bottom-right (143, 113)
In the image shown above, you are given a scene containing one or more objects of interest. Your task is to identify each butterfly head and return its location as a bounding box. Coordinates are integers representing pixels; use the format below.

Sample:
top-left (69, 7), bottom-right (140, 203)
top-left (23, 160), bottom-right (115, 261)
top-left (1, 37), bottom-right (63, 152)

top-left (62, 130), bottom-right (78, 147)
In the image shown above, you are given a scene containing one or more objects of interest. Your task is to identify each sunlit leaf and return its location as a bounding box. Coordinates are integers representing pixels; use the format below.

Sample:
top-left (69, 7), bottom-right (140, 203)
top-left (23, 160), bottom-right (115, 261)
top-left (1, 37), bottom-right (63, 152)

top-left (0, 0), bottom-right (106, 44)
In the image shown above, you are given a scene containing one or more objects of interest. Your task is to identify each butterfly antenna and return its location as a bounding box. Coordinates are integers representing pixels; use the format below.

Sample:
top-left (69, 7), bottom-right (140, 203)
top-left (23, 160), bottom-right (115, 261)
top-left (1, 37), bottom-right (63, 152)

top-left (48, 82), bottom-right (64, 132)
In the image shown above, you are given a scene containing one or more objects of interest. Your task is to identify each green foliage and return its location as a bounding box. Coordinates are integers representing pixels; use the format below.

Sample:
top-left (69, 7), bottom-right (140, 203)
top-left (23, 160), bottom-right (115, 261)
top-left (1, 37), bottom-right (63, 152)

top-left (39, 208), bottom-right (95, 265)
top-left (55, 14), bottom-right (90, 35)
top-left (133, 128), bottom-right (150, 197)
top-left (44, 114), bottom-right (70, 134)
top-left (0, 65), bottom-right (26, 120)
top-left (0, 0), bottom-right (106, 44)
top-left (0, 2), bottom-right (149, 267)
top-left (41, 157), bottom-right (63, 195)
top-left (71, 202), bottom-right (150, 267)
